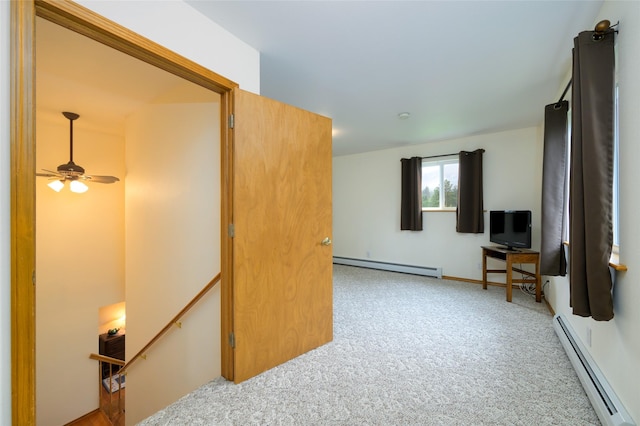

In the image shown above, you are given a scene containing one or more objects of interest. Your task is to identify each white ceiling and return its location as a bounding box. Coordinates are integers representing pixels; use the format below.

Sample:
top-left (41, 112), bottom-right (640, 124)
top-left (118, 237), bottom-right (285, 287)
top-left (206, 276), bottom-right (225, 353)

top-left (186, 0), bottom-right (603, 156)
top-left (36, 17), bottom-right (217, 135)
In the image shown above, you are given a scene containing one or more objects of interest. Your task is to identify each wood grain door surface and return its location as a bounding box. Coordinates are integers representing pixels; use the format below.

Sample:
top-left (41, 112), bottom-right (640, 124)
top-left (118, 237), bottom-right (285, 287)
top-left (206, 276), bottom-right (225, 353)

top-left (232, 89), bottom-right (333, 383)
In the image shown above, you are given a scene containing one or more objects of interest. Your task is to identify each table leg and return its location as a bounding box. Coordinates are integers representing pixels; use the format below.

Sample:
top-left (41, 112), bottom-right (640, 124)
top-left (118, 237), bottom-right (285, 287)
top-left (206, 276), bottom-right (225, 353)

top-left (482, 250), bottom-right (488, 290)
top-left (535, 259), bottom-right (542, 303)
top-left (506, 255), bottom-right (513, 302)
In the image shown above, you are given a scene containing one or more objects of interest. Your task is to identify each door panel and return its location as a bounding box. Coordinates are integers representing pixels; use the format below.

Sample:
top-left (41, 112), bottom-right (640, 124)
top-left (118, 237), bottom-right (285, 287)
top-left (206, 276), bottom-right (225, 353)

top-left (232, 89), bottom-right (333, 383)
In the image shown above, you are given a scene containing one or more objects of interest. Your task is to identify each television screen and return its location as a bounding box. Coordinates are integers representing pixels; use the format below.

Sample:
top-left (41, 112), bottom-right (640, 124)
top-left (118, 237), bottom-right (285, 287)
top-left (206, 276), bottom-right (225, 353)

top-left (489, 210), bottom-right (532, 249)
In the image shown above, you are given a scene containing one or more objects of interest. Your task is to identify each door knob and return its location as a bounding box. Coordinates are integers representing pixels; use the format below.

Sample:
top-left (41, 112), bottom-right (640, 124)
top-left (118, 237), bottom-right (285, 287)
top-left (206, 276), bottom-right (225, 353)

top-left (321, 237), bottom-right (332, 246)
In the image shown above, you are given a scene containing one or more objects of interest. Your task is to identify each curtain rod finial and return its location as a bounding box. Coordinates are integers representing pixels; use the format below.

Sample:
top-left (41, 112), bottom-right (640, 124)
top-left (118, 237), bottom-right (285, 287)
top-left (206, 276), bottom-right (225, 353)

top-left (595, 20), bottom-right (611, 34)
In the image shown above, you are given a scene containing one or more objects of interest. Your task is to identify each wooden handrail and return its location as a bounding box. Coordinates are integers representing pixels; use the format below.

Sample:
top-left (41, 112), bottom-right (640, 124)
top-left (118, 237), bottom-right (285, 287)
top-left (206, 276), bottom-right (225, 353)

top-left (119, 272), bottom-right (221, 374)
top-left (89, 353), bottom-right (125, 367)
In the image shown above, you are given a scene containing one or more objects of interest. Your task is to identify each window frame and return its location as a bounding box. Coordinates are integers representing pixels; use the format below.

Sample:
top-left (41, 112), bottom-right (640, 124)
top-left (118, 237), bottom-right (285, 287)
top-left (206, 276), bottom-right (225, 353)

top-left (421, 157), bottom-right (459, 212)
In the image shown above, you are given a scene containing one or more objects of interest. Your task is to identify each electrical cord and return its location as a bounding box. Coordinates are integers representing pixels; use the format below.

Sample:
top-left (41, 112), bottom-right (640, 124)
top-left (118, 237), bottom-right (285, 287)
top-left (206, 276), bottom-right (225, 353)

top-left (517, 263), bottom-right (538, 297)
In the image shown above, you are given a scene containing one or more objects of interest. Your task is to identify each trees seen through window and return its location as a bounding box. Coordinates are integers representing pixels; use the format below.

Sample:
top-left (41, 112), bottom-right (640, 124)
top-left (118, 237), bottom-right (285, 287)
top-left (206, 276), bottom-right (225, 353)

top-left (422, 159), bottom-right (458, 210)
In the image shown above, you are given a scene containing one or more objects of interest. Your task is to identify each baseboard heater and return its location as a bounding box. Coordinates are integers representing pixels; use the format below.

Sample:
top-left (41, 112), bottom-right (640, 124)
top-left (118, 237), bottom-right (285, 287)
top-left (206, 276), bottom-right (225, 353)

top-left (333, 256), bottom-right (442, 279)
top-left (553, 314), bottom-right (635, 426)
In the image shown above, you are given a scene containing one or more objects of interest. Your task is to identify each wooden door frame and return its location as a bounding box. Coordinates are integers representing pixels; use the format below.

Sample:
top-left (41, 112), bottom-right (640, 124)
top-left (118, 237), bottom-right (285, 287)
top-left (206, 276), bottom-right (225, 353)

top-left (10, 1), bottom-right (237, 423)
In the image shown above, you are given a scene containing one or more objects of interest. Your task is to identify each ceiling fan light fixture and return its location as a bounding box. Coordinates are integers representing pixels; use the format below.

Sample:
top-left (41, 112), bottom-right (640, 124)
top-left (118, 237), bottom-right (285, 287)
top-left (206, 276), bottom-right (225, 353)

top-left (47, 180), bottom-right (65, 192)
top-left (70, 180), bottom-right (89, 194)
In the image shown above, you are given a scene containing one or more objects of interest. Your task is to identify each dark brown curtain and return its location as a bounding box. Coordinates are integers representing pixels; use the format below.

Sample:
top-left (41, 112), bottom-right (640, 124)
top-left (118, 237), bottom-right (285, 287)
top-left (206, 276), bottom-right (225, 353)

top-left (540, 101), bottom-right (568, 276)
top-left (456, 149), bottom-right (484, 233)
top-left (569, 30), bottom-right (615, 321)
top-left (400, 157), bottom-right (423, 231)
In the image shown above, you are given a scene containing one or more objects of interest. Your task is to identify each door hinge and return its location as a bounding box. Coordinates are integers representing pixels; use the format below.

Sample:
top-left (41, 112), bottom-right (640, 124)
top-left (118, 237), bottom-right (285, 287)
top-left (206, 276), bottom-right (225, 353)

top-left (228, 224), bottom-right (235, 238)
top-left (32, 270), bottom-right (36, 286)
top-left (229, 332), bottom-right (235, 348)
top-left (229, 114), bottom-right (234, 129)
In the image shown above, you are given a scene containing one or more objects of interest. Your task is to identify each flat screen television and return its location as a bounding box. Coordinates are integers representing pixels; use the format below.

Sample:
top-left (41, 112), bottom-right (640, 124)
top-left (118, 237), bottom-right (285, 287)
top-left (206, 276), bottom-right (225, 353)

top-left (489, 210), bottom-right (532, 250)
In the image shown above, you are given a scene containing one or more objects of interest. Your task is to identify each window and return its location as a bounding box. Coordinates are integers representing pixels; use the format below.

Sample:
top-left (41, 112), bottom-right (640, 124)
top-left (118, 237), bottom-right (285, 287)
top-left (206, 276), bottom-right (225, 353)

top-left (564, 83), bottom-right (620, 256)
top-left (421, 158), bottom-right (458, 210)
top-left (564, 108), bottom-right (571, 243)
top-left (612, 83), bottom-right (620, 252)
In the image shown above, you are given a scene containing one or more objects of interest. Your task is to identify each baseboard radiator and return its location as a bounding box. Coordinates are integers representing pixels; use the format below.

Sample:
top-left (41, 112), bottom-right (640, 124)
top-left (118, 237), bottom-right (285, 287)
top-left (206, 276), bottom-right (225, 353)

top-left (333, 256), bottom-right (442, 279)
top-left (553, 314), bottom-right (635, 426)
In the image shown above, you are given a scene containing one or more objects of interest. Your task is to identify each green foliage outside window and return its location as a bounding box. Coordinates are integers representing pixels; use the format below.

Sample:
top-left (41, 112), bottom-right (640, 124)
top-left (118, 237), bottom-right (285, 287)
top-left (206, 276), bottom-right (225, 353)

top-left (422, 180), bottom-right (457, 208)
top-left (444, 179), bottom-right (457, 208)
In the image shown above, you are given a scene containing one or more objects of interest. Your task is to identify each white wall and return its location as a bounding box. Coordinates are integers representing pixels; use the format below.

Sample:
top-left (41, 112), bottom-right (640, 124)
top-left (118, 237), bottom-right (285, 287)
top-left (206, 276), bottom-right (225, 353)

top-left (333, 126), bottom-right (543, 281)
top-left (76, 0), bottom-right (260, 95)
top-left (0, 1), bottom-right (11, 424)
top-left (124, 98), bottom-right (221, 425)
top-left (35, 112), bottom-right (126, 425)
top-left (545, 0), bottom-right (640, 421)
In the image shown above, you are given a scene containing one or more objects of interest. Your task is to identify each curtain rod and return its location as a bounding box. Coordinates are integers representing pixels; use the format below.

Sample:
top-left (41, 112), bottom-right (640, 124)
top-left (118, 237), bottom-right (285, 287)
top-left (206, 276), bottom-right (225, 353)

top-left (422, 149), bottom-right (485, 159)
top-left (555, 79), bottom-right (572, 107)
top-left (399, 153), bottom-right (457, 162)
top-left (421, 153), bottom-right (457, 160)
top-left (401, 151), bottom-right (482, 162)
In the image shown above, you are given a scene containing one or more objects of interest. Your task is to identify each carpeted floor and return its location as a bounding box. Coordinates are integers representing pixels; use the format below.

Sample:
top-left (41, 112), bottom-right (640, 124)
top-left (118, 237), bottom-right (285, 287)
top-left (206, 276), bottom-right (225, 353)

top-left (139, 265), bottom-right (600, 425)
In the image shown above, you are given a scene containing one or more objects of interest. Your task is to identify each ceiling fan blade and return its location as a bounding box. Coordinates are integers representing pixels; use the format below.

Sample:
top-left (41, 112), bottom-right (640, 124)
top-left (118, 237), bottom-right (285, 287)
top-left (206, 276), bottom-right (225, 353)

top-left (42, 168), bottom-right (63, 175)
top-left (83, 174), bottom-right (120, 184)
top-left (37, 170), bottom-right (63, 178)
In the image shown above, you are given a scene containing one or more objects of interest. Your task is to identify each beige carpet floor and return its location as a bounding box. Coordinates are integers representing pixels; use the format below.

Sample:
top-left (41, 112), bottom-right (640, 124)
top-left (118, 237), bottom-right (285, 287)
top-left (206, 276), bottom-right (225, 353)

top-left (139, 264), bottom-right (599, 425)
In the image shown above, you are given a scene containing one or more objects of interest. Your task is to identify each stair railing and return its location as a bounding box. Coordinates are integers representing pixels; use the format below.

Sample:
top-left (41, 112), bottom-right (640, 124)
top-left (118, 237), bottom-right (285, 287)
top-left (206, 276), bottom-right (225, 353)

top-left (88, 353), bottom-right (125, 423)
top-left (119, 272), bottom-right (221, 375)
top-left (89, 272), bottom-right (221, 423)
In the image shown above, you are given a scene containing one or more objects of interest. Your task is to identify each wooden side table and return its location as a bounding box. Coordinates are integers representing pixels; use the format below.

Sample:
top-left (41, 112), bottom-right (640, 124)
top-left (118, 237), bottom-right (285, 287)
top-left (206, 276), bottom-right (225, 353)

top-left (482, 246), bottom-right (541, 302)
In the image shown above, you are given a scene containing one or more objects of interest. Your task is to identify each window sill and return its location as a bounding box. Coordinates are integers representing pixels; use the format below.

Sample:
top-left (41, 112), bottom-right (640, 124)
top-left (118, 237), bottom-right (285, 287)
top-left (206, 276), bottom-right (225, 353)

top-left (609, 252), bottom-right (627, 271)
top-left (563, 241), bottom-right (627, 271)
top-left (422, 208), bottom-right (456, 213)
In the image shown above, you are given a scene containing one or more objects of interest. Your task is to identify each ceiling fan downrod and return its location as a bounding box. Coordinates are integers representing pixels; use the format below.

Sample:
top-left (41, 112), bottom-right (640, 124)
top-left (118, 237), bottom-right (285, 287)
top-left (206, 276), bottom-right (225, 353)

top-left (62, 111), bottom-right (79, 163)
top-left (58, 111), bottom-right (85, 175)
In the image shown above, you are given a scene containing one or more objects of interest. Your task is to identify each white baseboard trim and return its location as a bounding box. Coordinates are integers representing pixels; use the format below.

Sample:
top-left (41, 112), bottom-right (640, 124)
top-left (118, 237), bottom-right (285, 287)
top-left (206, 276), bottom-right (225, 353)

top-left (553, 314), bottom-right (635, 426)
top-left (333, 256), bottom-right (442, 279)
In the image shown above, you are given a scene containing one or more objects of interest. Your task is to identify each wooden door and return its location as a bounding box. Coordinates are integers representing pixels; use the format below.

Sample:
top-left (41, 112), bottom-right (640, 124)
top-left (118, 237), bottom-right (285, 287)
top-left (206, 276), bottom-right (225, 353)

top-left (231, 89), bottom-right (333, 383)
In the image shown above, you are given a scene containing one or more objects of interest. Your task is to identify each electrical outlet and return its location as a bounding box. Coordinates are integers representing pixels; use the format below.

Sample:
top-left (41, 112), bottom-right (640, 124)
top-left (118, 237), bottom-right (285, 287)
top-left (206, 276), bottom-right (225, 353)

top-left (586, 326), bottom-right (592, 347)
top-left (366, 251), bottom-right (371, 258)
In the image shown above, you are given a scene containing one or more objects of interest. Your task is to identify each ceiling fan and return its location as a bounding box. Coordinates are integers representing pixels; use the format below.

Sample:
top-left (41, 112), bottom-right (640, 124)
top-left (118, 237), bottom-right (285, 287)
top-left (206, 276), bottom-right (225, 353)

top-left (37, 111), bottom-right (120, 193)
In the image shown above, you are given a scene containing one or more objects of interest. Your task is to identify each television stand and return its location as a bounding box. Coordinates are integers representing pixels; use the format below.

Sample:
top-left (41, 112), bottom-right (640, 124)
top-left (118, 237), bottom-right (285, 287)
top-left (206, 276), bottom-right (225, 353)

top-left (481, 246), bottom-right (541, 303)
